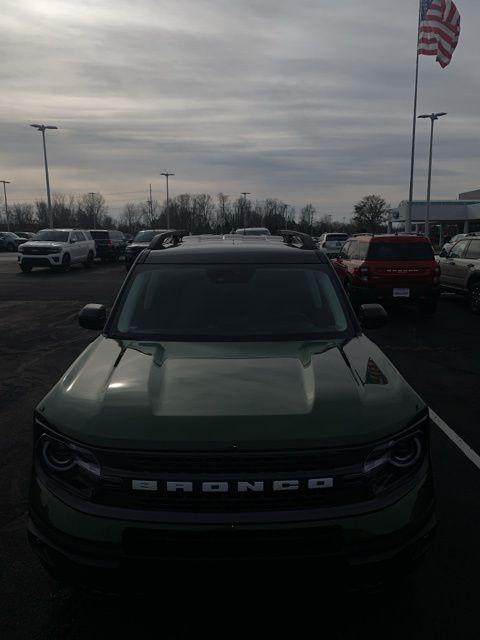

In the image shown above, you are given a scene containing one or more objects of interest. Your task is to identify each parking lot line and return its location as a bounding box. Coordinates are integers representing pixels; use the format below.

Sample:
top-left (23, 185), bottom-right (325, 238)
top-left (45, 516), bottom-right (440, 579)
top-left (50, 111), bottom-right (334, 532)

top-left (430, 408), bottom-right (480, 471)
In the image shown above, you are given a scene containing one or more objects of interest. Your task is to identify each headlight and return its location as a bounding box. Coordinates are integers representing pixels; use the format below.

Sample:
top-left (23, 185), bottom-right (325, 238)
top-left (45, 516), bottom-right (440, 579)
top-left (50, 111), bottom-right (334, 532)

top-left (18, 245), bottom-right (24, 253)
top-left (363, 420), bottom-right (428, 494)
top-left (36, 433), bottom-right (101, 498)
top-left (390, 436), bottom-right (422, 468)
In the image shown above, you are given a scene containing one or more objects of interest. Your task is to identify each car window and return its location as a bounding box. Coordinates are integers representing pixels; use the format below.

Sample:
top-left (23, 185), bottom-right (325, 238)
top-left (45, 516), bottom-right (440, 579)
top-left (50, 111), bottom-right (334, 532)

top-left (90, 231), bottom-right (109, 239)
top-left (347, 240), bottom-right (359, 259)
top-left (35, 230), bottom-right (69, 242)
top-left (465, 240), bottom-right (480, 260)
top-left (112, 265), bottom-right (353, 341)
top-left (357, 242), bottom-right (368, 259)
top-left (367, 242), bottom-right (434, 261)
top-left (75, 231), bottom-right (86, 241)
top-left (449, 240), bottom-right (470, 259)
top-left (133, 230), bottom-right (165, 243)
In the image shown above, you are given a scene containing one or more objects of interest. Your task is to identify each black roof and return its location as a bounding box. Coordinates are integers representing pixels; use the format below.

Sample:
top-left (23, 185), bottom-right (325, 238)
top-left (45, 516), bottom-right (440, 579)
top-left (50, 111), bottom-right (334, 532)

top-left (142, 234), bottom-right (327, 265)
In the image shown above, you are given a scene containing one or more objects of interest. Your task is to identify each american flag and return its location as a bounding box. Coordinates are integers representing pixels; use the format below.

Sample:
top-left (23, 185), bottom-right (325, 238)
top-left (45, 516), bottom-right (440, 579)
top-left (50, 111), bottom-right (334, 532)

top-left (418, 0), bottom-right (461, 68)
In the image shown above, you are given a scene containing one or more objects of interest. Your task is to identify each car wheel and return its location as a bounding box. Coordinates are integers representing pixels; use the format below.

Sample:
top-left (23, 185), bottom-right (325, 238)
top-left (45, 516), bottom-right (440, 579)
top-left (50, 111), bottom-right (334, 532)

top-left (468, 282), bottom-right (480, 314)
top-left (7, 243), bottom-right (15, 252)
top-left (61, 253), bottom-right (71, 272)
top-left (418, 299), bottom-right (438, 316)
top-left (83, 251), bottom-right (94, 268)
top-left (20, 263), bottom-right (32, 273)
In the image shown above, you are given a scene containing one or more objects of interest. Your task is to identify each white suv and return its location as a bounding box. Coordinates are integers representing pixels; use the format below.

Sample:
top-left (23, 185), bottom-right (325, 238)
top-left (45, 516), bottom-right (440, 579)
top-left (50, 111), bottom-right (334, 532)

top-left (18, 229), bottom-right (96, 272)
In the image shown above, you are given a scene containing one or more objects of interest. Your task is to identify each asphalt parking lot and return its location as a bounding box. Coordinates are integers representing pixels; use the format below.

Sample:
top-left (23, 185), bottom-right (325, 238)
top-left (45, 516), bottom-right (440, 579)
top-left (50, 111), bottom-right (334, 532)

top-left (1, 253), bottom-right (479, 639)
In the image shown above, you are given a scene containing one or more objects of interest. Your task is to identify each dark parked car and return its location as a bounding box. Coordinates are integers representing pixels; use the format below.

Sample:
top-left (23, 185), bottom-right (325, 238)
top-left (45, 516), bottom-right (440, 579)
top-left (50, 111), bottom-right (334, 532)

top-left (0, 232), bottom-right (27, 252)
top-left (15, 231), bottom-right (37, 240)
top-left (89, 230), bottom-right (127, 262)
top-left (125, 229), bottom-right (168, 270)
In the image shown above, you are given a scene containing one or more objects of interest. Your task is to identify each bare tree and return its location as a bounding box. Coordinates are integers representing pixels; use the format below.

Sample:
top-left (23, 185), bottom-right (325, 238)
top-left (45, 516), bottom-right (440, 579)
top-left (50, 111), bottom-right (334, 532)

top-left (119, 202), bottom-right (142, 234)
top-left (216, 193), bottom-right (231, 233)
top-left (299, 204), bottom-right (316, 233)
top-left (11, 203), bottom-right (34, 228)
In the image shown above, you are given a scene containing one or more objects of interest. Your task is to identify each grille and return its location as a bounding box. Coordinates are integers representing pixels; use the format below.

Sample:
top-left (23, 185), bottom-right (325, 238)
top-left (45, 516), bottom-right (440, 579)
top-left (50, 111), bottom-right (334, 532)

top-left (92, 447), bottom-right (372, 513)
top-left (22, 247), bottom-right (53, 255)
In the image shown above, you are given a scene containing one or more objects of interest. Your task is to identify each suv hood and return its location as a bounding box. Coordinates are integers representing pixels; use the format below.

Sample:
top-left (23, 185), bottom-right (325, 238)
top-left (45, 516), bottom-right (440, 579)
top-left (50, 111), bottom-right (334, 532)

top-left (39, 337), bottom-right (425, 451)
top-left (22, 241), bottom-right (64, 248)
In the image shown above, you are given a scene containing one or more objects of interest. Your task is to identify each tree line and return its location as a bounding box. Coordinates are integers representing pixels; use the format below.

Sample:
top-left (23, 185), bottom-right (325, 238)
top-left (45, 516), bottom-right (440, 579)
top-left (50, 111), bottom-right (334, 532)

top-left (1, 191), bottom-right (391, 236)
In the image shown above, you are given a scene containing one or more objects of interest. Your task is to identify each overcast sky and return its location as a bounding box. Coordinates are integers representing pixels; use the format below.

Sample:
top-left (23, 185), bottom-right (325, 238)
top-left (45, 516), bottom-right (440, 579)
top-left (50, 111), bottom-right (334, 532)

top-left (1, 0), bottom-right (479, 219)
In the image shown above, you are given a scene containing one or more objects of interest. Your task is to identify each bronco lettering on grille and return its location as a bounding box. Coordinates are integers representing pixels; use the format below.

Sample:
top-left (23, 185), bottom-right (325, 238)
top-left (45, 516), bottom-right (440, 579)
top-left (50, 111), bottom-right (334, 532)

top-left (131, 478), bottom-right (334, 493)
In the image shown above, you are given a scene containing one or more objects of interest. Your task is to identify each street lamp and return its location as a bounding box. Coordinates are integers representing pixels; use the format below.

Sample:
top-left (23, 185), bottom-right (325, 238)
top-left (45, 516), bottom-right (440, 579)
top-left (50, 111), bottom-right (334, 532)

top-left (88, 192), bottom-right (98, 229)
top-left (30, 123), bottom-right (58, 228)
top-left (161, 172), bottom-right (175, 228)
top-left (418, 112), bottom-right (447, 236)
top-left (241, 192), bottom-right (250, 233)
top-left (0, 180), bottom-right (10, 231)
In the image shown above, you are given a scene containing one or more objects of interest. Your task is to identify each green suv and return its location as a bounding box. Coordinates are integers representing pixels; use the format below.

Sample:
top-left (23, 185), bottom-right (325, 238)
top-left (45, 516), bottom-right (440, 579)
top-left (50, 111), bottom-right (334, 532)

top-left (28, 231), bottom-right (435, 585)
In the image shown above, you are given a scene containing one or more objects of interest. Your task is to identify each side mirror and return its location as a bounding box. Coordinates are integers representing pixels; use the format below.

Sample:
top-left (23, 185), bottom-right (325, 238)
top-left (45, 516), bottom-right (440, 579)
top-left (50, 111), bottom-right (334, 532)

top-left (439, 248), bottom-right (448, 257)
top-left (79, 304), bottom-right (107, 330)
top-left (70, 238), bottom-right (76, 244)
top-left (359, 303), bottom-right (388, 329)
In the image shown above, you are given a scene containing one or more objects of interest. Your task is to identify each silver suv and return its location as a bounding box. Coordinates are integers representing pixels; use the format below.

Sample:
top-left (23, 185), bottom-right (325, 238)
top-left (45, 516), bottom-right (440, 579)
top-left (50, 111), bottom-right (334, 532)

top-left (439, 236), bottom-right (480, 313)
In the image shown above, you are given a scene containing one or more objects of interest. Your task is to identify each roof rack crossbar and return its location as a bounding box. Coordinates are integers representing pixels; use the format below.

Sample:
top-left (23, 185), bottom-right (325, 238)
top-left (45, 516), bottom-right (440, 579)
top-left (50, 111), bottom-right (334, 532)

top-left (149, 229), bottom-right (188, 250)
top-left (278, 230), bottom-right (317, 250)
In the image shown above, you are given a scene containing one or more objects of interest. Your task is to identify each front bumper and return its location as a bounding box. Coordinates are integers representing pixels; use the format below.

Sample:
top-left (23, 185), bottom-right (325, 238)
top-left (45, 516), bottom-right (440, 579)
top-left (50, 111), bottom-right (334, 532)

top-left (28, 471), bottom-right (435, 583)
top-left (18, 255), bottom-right (61, 267)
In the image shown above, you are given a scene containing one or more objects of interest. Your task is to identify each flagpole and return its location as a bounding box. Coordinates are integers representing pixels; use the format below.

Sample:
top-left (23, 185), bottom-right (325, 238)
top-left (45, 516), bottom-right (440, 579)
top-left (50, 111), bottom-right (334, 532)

top-left (406, 0), bottom-right (422, 233)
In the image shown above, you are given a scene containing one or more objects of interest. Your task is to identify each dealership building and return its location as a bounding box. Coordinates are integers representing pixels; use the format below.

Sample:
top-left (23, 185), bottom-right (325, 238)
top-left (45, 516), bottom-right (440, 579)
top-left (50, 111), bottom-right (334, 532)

top-left (393, 189), bottom-right (480, 242)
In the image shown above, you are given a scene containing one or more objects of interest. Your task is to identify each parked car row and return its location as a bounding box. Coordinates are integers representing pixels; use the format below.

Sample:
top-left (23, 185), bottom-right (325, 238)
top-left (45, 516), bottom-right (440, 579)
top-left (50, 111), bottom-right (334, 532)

top-left (0, 232), bottom-right (27, 252)
top-left (16, 228), bottom-right (129, 272)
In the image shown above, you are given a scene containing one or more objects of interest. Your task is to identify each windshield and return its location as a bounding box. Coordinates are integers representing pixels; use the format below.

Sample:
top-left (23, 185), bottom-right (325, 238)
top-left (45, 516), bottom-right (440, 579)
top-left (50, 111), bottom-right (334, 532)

top-left (133, 230), bottom-right (166, 243)
top-left (367, 242), bottom-right (434, 261)
top-left (111, 264), bottom-right (352, 341)
top-left (326, 234), bottom-right (348, 242)
top-left (34, 230), bottom-right (69, 242)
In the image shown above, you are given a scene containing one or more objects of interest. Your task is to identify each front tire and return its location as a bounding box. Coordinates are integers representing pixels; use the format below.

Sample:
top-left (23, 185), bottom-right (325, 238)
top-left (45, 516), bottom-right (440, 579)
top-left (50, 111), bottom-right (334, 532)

top-left (60, 253), bottom-right (71, 272)
top-left (83, 251), bottom-right (94, 268)
top-left (20, 263), bottom-right (32, 273)
top-left (7, 244), bottom-right (15, 252)
top-left (468, 282), bottom-right (480, 314)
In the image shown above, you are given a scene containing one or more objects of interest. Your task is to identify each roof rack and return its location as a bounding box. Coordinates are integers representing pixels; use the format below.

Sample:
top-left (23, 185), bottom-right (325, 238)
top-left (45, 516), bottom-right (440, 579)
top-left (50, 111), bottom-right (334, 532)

top-left (149, 229), bottom-right (188, 250)
top-left (352, 233), bottom-right (373, 237)
top-left (278, 230), bottom-right (317, 250)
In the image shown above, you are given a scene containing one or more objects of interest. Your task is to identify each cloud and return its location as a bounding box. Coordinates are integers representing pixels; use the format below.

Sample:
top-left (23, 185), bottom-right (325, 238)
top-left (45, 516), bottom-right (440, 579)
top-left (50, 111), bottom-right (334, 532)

top-left (1, 0), bottom-right (480, 218)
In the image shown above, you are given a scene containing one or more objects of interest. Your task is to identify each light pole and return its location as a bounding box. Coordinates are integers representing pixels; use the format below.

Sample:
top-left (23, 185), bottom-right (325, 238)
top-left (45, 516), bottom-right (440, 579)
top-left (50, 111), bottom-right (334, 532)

top-left (418, 112), bottom-right (447, 236)
top-left (0, 180), bottom-right (10, 231)
top-left (241, 192), bottom-right (250, 233)
top-left (161, 172), bottom-right (175, 228)
top-left (88, 192), bottom-right (98, 229)
top-left (30, 124), bottom-right (58, 228)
